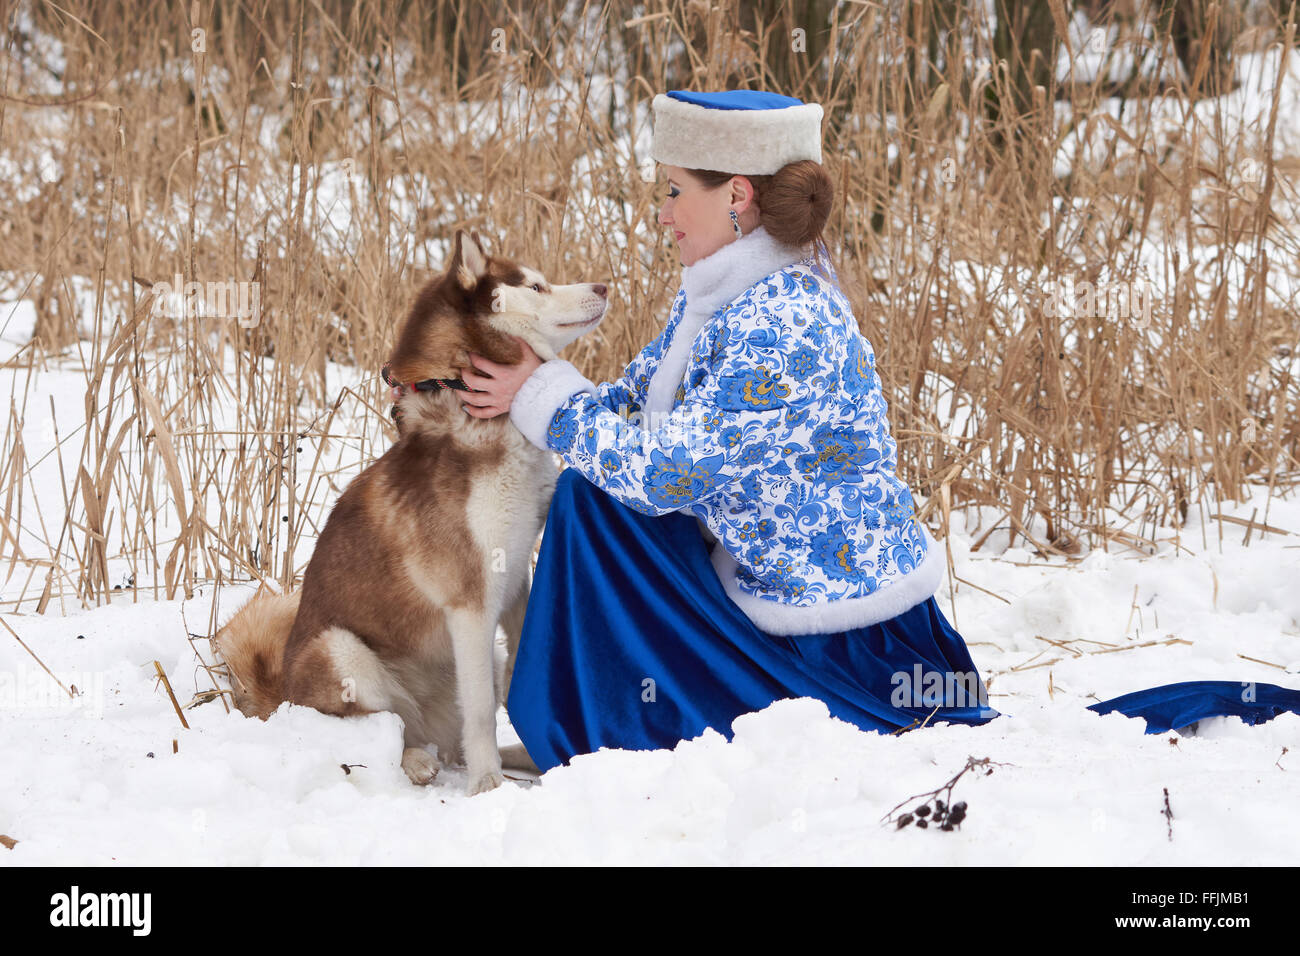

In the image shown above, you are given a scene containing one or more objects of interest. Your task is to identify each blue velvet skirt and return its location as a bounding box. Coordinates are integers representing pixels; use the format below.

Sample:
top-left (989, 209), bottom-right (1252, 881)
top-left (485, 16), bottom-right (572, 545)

top-left (506, 469), bottom-right (1300, 773)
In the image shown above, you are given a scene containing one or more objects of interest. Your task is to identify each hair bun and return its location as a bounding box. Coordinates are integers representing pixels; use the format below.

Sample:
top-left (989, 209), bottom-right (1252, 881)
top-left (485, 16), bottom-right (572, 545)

top-left (758, 160), bottom-right (833, 246)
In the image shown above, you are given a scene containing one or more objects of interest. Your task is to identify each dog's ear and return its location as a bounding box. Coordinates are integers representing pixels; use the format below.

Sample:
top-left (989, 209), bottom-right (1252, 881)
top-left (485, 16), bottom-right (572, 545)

top-left (449, 229), bottom-right (489, 291)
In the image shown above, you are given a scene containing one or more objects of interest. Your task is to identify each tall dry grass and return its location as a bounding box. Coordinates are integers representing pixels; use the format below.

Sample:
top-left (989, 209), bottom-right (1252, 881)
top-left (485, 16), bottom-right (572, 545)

top-left (0, 0), bottom-right (1297, 653)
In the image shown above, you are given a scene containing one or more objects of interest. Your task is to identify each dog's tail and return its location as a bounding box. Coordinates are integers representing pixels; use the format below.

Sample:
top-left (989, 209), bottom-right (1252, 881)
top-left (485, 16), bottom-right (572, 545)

top-left (213, 589), bottom-right (301, 719)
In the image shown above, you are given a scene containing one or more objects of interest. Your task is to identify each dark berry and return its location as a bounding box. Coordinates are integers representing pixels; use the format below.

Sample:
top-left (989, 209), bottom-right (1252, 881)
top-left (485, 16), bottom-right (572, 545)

top-left (896, 813), bottom-right (913, 829)
top-left (916, 818), bottom-right (928, 828)
top-left (916, 804), bottom-right (931, 818)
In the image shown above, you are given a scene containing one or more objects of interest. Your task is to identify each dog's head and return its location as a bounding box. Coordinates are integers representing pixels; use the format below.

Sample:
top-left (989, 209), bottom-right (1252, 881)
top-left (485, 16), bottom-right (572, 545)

top-left (385, 229), bottom-right (608, 386)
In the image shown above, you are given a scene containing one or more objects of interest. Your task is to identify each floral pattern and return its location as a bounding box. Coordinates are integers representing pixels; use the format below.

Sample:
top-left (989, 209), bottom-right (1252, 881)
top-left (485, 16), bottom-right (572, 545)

top-left (547, 258), bottom-right (931, 609)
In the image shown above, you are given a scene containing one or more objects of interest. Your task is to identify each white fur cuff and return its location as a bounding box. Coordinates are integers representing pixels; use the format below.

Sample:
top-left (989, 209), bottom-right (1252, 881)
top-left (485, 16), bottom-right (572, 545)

top-left (510, 359), bottom-right (598, 450)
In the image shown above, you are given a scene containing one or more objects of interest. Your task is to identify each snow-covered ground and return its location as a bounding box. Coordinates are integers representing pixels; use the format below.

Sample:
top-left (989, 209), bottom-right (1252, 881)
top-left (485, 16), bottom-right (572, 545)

top-left (1, 473), bottom-right (1296, 865)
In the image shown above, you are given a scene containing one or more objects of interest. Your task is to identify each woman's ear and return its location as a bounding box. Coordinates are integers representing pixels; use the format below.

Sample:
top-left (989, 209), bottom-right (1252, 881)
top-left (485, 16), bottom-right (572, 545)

top-left (730, 175), bottom-right (755, 212)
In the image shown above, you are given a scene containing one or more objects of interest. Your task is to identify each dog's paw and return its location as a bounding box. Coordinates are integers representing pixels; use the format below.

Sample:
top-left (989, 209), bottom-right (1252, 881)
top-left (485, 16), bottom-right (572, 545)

top-left (401, 747), bottom-right (441, 786)
top-left (466, 768), bottom-right (504, 796)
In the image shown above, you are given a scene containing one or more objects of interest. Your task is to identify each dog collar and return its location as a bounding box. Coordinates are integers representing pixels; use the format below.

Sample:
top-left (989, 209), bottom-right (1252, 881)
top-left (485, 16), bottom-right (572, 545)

top-left (381, 363), bottom-right (471, 393)
top-left (382, 363), bottom-right (475, 424)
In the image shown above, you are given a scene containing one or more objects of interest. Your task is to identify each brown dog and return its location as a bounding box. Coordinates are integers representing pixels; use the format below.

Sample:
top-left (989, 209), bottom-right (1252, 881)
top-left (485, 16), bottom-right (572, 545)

top-left (215, 229), bottom-right (607, 794)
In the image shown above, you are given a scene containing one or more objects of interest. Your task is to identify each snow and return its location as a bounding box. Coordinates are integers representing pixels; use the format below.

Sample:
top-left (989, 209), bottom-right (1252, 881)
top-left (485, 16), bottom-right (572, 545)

top-left (1, 473), bottom-right (1296, 864)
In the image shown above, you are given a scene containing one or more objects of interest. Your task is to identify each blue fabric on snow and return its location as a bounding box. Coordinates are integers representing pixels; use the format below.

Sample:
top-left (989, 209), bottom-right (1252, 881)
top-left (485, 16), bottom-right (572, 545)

top-left (507, 471), bottom-right (1300, 772)
top-left (1086, 680), bottom-right (1300, 734)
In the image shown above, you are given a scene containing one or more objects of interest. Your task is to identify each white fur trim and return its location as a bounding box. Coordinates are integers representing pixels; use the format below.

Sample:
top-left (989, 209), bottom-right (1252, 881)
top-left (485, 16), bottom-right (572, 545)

top-left (651, 94), bottom-right (823, 175)
top-left (644, 224), bottom-right (810, 417)
top-left (509, 359), bottom-right (597, 450)
top-left (708, 523), bottom-right (949, 636)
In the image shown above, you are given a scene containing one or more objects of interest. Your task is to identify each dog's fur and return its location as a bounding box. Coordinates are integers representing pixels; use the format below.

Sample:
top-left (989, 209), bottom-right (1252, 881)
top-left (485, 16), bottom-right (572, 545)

top-left (214, 229), bottom-right (607, 794)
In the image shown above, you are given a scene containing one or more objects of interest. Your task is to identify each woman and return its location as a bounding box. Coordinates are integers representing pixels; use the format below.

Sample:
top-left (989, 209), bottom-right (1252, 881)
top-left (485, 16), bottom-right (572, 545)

top-left (452, 89), bottom-right (996, 772)
top-left (455, 90), bottom-right (1300, 771)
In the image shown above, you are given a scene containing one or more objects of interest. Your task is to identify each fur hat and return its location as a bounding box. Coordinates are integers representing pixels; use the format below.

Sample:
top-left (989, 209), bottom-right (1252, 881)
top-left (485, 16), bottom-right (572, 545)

top-left (650, 90), bottom-right (824, 176)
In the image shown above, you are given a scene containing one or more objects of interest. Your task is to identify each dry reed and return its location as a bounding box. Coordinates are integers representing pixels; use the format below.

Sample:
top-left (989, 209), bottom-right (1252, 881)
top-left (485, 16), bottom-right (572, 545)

top-left (0, 0), bottom-right (1296, 632)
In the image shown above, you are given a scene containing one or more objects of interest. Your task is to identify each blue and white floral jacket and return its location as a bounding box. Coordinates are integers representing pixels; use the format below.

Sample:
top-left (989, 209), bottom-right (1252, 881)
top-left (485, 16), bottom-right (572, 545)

top-left (510, 225), bottom-right (946, 636)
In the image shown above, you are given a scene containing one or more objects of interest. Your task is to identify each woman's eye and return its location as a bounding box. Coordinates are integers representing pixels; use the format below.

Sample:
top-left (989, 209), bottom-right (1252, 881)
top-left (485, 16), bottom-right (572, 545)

top-left (667, 187), bottom-right (679, 199)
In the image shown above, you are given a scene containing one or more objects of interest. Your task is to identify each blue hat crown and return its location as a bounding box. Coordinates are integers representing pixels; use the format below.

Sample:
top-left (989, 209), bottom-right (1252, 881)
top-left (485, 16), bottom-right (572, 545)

top-left (665, 89), bottom-right (805, 111)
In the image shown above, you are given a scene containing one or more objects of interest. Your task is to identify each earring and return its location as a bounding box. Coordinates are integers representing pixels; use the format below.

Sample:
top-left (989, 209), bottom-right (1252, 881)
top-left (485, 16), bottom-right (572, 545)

top-left (729, 209), bottom-right (743, 239)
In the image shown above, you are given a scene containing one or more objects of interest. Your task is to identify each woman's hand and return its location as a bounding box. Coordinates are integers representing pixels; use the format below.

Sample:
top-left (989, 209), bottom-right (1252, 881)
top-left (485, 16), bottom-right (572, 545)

top-left (458, 338), bottom-right (545, 418)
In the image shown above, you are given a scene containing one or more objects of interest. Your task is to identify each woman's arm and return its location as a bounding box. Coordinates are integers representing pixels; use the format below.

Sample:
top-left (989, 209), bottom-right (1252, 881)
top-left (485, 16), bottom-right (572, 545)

top-left (462, 291), bottom-right (684, 419)
top-left (501, 311), bottom-right (822, 516)
top-left (525, 377), bottom-right (803, 516)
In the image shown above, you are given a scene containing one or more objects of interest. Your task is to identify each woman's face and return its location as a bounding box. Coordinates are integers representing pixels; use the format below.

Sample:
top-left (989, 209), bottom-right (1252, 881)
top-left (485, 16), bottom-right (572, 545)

top-left (656, 165), bottom-right (753, 266)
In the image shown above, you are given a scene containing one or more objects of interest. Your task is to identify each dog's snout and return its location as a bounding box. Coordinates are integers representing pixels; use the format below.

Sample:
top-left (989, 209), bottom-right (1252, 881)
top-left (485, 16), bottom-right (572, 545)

top-left (592, 283), bottom-right (608, 298)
